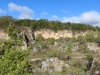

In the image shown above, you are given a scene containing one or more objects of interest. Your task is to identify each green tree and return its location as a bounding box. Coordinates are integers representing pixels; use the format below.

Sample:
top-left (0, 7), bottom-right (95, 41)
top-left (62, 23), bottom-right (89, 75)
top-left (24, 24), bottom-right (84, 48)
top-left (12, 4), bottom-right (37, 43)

top-left (85, 31), bottom-right (95, 42)
top-left (0, 16), bottom-right (15, 29)
top-left (46, 38), bottom-right (55, 45)
top-left (30, 20), bottom-right (37, 30)
top-left (0, 22), bottom-right (32, 75)
top-left (67, 40), bottom-right (72, 56)
top-left (67, 40), bottom-right (73, 64)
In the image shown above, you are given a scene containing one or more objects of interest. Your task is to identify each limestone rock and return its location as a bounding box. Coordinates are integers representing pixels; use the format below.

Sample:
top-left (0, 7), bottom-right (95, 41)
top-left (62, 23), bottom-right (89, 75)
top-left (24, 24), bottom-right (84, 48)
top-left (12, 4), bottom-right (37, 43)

top-left (0, 29), bottom-right (9, 41)
top-left (41, 57), bottom-right (68, 72)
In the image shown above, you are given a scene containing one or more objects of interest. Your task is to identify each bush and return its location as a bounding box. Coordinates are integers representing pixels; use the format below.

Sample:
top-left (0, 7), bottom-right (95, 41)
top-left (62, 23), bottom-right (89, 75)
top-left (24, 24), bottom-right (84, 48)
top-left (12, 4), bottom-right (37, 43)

top-left (0, 23), bottom-right (32, 75)
top-left (46, 38), bottom-right (55, 45)
top-left (47, 51), bottom-right (57, 57)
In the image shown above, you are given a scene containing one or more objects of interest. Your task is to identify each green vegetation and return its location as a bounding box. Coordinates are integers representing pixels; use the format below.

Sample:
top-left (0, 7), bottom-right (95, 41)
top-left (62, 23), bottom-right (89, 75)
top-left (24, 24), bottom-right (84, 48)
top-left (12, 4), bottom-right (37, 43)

top-left (0, 23), bottom-right (32, 75)
top-left (0, 16), bottom-right (100, 75)
top-left (0, 16), bottom-right (100, 31)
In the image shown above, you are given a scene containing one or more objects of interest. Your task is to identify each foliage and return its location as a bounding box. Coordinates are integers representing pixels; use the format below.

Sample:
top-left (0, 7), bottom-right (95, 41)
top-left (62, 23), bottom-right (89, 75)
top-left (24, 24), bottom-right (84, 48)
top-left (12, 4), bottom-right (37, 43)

top-left (61, 66), bottom-right (67, 75)
top-left (47, 51), bottom-right (57, 57)
top-left (35, 34), bottom-right (44, 46)
top-left (35, 34), bottom-right (44, 41)
top-left (0, 16), bottom-right (100, 32)
top-left (85, 53), bottom-right (93, 59)
top-left (6, 22), bottom-right (19, 39)
top-left (85, 31), bottom-right (95, 42)
top-left (46, 38), bottom-right (55, 45)
top-left (1, 15), bottom-right (100, 75)
top-left (67, 40), bottom-right (73, 57)
top-left (0, 23), bottom-right (32, 75)
top-left (0, 16), bottom-right (15, 29)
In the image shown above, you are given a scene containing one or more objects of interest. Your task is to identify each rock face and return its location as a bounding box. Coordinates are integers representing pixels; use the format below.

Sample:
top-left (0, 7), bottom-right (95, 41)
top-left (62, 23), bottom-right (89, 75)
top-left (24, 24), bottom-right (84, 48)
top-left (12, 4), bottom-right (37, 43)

top-left (21, 27), bottom-right (35, 50)
top-left (0, 27), bottom-right (35, 51)
top-left (90, 55), bottom-right (100, 75)
top-left (0, 29), bottom-right (9, 55)
top-left (34, 29), bottom-right (86, 39)
top-left (41, 57), bottom-right (68, 72)
top-left (87, 43), bottom-right (100, 51)
top-left (0, 29), bottom-right (9, 41)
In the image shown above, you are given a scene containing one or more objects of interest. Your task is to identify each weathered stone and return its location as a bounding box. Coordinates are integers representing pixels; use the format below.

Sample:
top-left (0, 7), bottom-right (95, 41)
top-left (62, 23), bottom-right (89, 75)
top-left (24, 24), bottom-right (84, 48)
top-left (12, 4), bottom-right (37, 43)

top-left (41, 57), bottom-right (67, 72)
top-left (31, 58), bottom-right (41, 62)
top-left (21, 27), bottom-right (35, 50)
top-left (0, 29), bottom-right (9, 41)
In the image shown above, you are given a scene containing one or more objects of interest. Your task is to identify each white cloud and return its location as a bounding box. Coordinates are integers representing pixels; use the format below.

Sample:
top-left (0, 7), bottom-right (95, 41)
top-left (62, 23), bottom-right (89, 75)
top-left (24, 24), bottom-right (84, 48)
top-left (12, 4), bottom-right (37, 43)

top-left (52, 15), bottom-right (58, 20)
top-left (8, 2), bottom-right (34, 19)
top-left (0, 9), bottom-right (6, 13)
top-left (41, 12), bottom-right (48, 18)
top-left (41, 12), bottom-right (48, 15)
top-left (62, 11), bottom-right (100, 26)
top-left (62, 9), bottom-right (70, 13)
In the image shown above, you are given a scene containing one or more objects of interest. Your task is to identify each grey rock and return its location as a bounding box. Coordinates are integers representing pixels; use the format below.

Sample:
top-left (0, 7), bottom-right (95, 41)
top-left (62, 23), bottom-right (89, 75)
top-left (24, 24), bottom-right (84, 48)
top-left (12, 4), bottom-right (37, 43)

top-left (41, 57), bottom-right (65, 72)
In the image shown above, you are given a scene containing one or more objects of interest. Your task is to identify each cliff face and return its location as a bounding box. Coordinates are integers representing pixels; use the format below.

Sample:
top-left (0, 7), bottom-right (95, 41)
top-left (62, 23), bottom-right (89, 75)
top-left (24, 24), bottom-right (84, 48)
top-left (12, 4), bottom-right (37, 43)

top-left (34, 29), bottom-right (86, 39)
top-left (0, 29), bottom-right (9, 41)
top-left (0, 27), bottom-right (35, 50)
top-left (0, 28), bottom-right (86, 43)
top-left (21, 27), bottom-right (35, 50)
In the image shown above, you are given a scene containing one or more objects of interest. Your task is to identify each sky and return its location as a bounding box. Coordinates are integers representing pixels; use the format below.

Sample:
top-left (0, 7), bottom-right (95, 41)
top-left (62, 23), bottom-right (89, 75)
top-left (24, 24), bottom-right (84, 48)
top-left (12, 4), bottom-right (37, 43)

top-left (0, 0), bottom-right (100, 26)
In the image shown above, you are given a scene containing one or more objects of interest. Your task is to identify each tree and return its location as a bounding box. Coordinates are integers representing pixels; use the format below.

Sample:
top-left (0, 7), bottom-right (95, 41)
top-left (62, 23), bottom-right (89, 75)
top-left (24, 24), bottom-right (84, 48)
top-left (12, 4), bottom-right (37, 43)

top-left (30, 20), bottom-right (37, 30)
top-left (0, 16), bottom-right (15, 29)
top-left (67, 40), bottom-right (72, 56)
top-left (67, 40), bottom-right (73, 64)
top-left (64, 40), bottom-right (73, 74)
top-left (0, 22), bottom-right (32, 75)
top-left (85, 31), bottom-right (95, 42)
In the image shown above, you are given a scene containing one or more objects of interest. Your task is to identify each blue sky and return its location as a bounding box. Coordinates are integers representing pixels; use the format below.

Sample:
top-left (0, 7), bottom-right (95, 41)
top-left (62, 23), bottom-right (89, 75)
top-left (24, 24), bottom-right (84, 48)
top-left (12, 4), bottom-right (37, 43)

top-left (0, 0), bottom-right (100, 26)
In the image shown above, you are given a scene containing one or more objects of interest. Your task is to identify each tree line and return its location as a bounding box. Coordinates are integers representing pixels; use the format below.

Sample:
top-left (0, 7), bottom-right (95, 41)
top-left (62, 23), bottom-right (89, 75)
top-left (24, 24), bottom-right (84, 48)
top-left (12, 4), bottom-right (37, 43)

top-left (0, 16), bottom-right (100, 31)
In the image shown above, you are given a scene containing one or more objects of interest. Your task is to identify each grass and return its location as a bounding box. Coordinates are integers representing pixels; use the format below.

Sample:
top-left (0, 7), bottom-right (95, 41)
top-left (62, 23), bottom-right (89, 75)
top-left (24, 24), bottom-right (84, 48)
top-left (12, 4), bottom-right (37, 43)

top-left (29, 40), bottom-right (97, 75)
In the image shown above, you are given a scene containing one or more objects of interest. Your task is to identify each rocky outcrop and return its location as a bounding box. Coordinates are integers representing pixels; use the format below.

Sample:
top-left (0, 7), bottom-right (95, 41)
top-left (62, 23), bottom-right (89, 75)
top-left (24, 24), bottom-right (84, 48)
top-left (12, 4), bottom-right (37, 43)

top-left (0, 27), bottom-right (35, 51)
top-left (31, 57), bottom-right (69, 74)
top-left (87, 43), bottom-right (100, 52)
top-left (21, 27), bottom-right (35, 50)
top-left (90, 54), bottom-right (100, 75)
top-left (0, 28), bottom-right (9, 41)
top-left (34, 29), bottom-right (86, 39)
top-left (41, 57), bottom-right (68, 72)
top-left (0, 29), bottom-right (9, 55)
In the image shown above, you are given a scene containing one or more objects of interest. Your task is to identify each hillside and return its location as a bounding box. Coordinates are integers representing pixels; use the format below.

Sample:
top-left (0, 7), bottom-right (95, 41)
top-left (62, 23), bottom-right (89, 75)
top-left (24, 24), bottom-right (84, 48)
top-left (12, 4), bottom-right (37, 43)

top-left (0, 16), bottom-right (100, 75)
